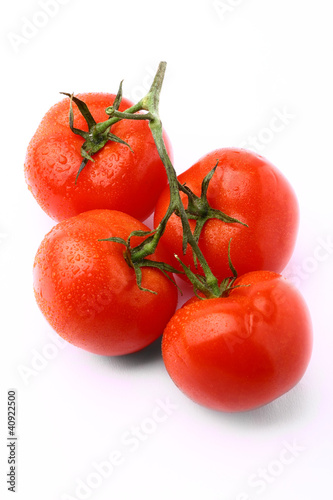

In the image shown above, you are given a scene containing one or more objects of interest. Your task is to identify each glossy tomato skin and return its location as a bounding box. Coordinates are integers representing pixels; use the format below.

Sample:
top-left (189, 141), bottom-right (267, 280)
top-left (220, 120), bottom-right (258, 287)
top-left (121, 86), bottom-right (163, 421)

top-left (162, 271), bottom-right (312, 412)
top-left (25, 93), bottom-right (172, 222)
top-left (33, 210), bottom-right (178, 356)
top-left (154, 148), bottom-right (299, 280)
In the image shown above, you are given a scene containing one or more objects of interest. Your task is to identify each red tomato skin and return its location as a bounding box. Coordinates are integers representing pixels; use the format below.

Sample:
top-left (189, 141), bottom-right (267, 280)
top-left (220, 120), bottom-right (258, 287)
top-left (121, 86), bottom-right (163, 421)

top-left (154, 148), bottom-right (299, 280)
top-left (33, 210), bottom-right (178, 356)
top-left (162, 271), bottom-right (312, 412)
top-left (25, 93), bottom-right (172, 222)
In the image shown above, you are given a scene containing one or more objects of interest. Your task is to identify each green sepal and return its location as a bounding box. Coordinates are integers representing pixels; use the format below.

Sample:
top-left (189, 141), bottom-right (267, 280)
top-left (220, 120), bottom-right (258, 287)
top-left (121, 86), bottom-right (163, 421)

top-left (132, 264), bottom-right (158, 294)
top-left (107, 133), bottom-right (133, 152)
top-left (227, 238), bottom-right (237, 278)
top-left (98, 236), bottom-right (127, 246)
top-left (178, 161), bottom-right (248, 247)
top-left (98, 231), bottom-right (182, 295)
top-left (61, 91), bottom-right (134, 182)
top-left (113, 80), bottom-right (124, 111)
top-left (201, 160), bottom-right (219, 198)
top-left (174, 254), bottom-right (215, 298)
top-left (75, 158), bottom-right (89, 184)
top-left (139, 259), bottom-right (184, 294)
top-left (60, 92), bottom-right (96, 131)
top-left (139, 259), bottom-right (182, 274)
top-left (208, 208), bottom-right (248, 227)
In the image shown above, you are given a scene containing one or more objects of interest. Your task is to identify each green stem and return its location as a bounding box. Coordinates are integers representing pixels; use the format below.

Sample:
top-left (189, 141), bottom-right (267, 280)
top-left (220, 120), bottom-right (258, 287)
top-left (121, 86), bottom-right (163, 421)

top-left (63, 63), bottom-right (231, 297)
top-left (129, 112), bottom-right (180, 260)
top-left (99, 100), bottom-right (145, 132)
top-left (126, 62), bottom-right (221, 298)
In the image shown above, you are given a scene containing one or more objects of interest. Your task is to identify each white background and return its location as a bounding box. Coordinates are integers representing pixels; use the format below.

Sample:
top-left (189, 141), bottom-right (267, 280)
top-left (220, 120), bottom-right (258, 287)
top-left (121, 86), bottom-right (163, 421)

top-left (1, 1), bottom-right (333, 499)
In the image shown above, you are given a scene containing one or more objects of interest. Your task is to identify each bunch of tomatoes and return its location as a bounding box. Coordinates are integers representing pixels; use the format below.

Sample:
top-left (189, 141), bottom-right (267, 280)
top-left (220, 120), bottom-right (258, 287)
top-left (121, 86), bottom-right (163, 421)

top-left (25, 62), bottom-right (312, 413)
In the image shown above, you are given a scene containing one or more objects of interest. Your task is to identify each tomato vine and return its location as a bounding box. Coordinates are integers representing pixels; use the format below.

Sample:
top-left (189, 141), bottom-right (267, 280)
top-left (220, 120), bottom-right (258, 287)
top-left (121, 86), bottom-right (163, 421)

top-left (63, 62), bottom-right (246, 299)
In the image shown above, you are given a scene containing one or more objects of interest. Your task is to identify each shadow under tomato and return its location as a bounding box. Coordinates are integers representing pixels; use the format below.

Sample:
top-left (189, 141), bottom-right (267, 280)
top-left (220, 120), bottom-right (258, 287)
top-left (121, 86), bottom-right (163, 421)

top-left (191, 382), bottom-right (314, 430)
top-left (98, 336), bottom-right (164, 370)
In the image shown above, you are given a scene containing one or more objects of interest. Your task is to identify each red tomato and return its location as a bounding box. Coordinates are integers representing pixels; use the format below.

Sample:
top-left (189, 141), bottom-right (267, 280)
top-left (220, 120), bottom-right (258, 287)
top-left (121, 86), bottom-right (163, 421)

top-left (154, 148), bottom-right (299, 280)
top-left (25, 93), bottom-right (172, 222)
top-left (162, 271), bottom-right (312, 412)
top-left (33, 210), bottom-right (178, 356)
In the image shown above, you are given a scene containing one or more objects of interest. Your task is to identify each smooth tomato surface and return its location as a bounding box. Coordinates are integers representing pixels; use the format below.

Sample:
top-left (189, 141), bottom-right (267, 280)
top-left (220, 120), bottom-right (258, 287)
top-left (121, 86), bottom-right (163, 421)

top-left (162, 271), bottom-right (312, 412)
top-left (33, 210), bottom-right (178, 356)
top-left (154, 148), bottom-right (299, 280)
top-left (25, 93), bottom-right (172, 222)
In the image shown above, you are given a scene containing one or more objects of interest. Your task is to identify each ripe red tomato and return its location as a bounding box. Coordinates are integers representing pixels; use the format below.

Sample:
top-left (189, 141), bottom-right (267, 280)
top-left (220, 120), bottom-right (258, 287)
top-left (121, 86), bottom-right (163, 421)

top-left (162, 271), bottom-right (312, 412)
top-left (154, 148), bottom-right (299, 280)
top-left (33, 210), bottom-right (178, 356)
top-left (25, 93), bottom-right (172, 222)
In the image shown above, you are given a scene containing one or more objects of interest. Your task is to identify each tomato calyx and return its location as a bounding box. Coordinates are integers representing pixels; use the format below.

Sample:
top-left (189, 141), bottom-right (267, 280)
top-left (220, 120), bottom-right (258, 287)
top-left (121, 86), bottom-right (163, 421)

top-left (175, 238), bottom-right (247, 299)
top-left (61, 82), bottom-right (134, 183)
top-left (99, 230), bottom-right (183, 295)
top-left (178, 160), bottom-right (248, 245)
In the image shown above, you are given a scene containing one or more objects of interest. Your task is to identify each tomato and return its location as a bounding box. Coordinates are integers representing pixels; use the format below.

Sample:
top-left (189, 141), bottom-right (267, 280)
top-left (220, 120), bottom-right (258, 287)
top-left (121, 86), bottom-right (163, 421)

top-left (33, 209), bottom-right (178, 356)
top-left (162, 271), bottom-right (312, 412)
top-left (25, 93), bottom-right (172, 222)
top-left (154, 148), bottom-right (299, 280)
